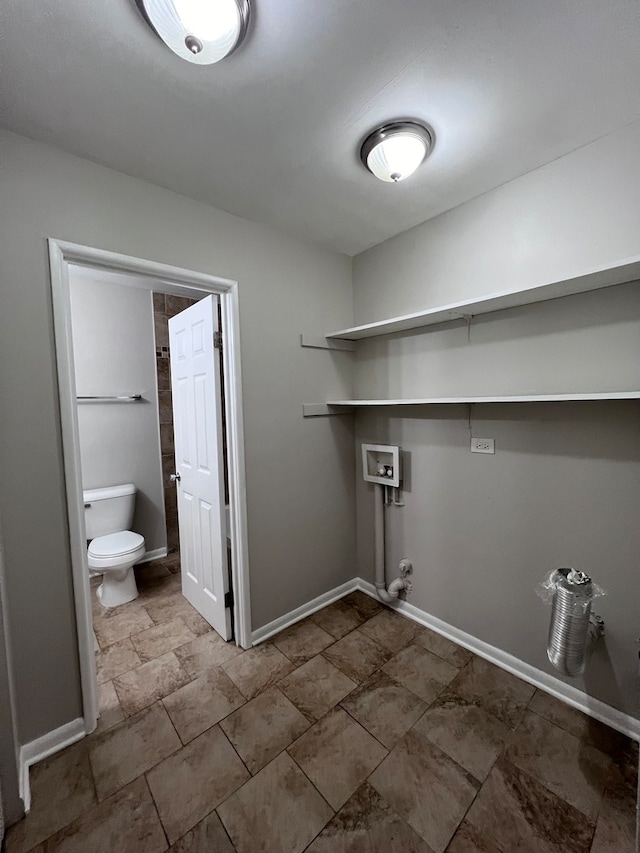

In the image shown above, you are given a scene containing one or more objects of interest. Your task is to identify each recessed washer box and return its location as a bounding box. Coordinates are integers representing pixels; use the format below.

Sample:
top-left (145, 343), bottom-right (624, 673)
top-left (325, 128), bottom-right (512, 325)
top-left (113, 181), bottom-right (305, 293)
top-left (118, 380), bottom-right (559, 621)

top-left (362, 444), bottom-right (401, 487)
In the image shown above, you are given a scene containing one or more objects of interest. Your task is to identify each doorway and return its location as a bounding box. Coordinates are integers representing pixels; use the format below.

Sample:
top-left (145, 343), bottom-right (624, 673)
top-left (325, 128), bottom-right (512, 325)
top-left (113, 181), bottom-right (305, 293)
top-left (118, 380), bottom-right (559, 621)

top-left (49, 240), bottom-right (251, 735)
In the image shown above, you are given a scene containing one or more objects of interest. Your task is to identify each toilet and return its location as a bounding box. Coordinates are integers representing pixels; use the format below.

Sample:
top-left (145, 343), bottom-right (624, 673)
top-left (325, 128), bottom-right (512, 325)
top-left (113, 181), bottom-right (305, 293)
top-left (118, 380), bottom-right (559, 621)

top-left (83, 483), bottom-right (146, 607)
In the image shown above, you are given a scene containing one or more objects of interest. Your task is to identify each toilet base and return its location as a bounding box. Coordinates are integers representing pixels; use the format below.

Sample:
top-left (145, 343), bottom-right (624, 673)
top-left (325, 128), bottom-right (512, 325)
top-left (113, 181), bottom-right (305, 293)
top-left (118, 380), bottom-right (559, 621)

top-left (96, 566), bottom-right (139, 608)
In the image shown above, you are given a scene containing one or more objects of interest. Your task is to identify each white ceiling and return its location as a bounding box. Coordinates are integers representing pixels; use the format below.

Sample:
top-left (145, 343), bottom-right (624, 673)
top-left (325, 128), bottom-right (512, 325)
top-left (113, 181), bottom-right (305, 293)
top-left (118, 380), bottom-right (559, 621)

top-left (1, 1), bottom-right (640, 255)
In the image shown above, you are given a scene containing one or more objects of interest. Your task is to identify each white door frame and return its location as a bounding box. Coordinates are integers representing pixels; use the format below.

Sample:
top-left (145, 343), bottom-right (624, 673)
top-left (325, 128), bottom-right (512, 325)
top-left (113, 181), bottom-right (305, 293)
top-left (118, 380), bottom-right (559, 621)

top-left (48, 239), bottom-right (252, 734)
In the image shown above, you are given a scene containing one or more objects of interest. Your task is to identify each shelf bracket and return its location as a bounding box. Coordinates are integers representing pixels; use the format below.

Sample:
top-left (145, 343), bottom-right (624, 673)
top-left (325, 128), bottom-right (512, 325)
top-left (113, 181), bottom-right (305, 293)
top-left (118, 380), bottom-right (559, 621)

top-left (300, 334), bottom-right (356, 352)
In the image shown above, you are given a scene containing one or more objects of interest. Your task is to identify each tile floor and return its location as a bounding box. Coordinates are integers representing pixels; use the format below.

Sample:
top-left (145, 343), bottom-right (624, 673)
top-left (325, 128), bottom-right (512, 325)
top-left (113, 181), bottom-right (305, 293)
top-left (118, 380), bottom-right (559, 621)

top-left (6, 556), bottom-right (638, 853)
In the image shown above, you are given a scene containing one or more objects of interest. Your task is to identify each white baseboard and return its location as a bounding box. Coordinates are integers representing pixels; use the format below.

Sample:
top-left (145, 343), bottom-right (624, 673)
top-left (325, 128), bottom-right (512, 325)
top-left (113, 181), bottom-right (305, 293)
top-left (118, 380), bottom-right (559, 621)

top-left (251, 578), bottom-right (360, 645)
top-left (356, 579), bottom-right (640, 742)
top-left (19, 717), bottom-right (86, 812)
top-left (140, 547), bottom-right (168, 564)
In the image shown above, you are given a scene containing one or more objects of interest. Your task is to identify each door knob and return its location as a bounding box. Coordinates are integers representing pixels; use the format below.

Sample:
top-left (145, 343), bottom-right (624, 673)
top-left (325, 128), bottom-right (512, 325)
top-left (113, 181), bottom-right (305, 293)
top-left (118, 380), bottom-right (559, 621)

top-left (170, 472), bottom-right (181, 483)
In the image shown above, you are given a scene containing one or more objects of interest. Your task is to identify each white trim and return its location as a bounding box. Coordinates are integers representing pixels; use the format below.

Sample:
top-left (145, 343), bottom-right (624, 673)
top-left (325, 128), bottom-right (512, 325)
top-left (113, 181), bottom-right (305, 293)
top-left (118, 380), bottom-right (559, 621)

top-left (140, 547), bottom-right (168, 563)
top-left (19, 718), bottom-right (85, 812)
top-left (251, 579), bottom-right (360, 645)
top-left (355, 579), bottom-right (640, 741)
top-left (47, 239), bottom-right (252, 730)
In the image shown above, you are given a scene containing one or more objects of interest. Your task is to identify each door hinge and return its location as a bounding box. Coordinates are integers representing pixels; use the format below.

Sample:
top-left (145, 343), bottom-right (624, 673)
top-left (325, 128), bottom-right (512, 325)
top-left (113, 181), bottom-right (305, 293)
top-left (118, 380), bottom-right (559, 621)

top-left (224, 590), bottom-right (234, 609)
top-left (214, 330), bottom-right (222, 350)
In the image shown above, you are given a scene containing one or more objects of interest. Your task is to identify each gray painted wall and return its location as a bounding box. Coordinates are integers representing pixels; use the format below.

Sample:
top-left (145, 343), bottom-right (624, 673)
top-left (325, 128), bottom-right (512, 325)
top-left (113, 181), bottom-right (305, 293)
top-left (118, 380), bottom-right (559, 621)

top-left (69, 271), bottom-right (166, 553)
top-left (352, 122), bottom-right (640, 719)
top-left (0, 130), bottom-right (355, 744)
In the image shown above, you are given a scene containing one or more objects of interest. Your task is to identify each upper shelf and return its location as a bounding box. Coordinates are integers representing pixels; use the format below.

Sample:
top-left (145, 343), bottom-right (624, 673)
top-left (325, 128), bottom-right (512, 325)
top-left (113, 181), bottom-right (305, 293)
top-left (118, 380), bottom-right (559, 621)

top-left (326, 256), bottom-right (640, 341)
top-left (324, 392), bottom-right (640, 407)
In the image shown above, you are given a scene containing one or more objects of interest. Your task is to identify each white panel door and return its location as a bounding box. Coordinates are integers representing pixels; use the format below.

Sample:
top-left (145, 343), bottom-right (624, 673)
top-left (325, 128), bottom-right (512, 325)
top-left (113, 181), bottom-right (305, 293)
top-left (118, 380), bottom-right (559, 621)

top-left (168, 296), bottom-right (231, 640)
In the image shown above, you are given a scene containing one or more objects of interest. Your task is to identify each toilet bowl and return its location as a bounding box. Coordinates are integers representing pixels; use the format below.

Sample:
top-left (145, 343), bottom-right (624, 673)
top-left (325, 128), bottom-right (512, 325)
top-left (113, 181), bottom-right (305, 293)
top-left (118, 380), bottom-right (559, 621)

top-left (83, 483), bottom-right (146, 608)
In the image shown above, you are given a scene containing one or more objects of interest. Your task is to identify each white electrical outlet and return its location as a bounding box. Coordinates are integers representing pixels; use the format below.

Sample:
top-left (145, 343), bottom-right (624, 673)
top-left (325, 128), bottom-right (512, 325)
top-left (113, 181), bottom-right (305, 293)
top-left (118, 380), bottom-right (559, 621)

top-left (471, 437), bottom-right (495, 454)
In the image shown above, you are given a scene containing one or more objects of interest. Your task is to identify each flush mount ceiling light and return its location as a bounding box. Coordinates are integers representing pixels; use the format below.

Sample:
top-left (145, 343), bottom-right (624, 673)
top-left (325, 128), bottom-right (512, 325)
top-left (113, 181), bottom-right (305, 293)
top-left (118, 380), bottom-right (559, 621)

top-left (360, 121), bottom-right (433, 183)
top-left (137, 0), bottom-right (250, 64)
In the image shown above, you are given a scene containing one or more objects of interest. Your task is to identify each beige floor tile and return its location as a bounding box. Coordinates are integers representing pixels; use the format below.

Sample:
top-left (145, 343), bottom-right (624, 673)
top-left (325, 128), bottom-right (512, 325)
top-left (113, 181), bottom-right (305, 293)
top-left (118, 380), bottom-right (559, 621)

top-left (220, 687), bottom-right (310, 774)
top-left (359, 608), bottom-right (423, 653)
top-left (222, 643), bottom-right (295, 700)
top-left (279, 654), bottom-right (356, 721)
top-left (341, 591), bottom-right (383, 621)
top-left (416, 693), bottom-right (511, 782)
top-left (272, 619), bottom-right (334, 666)
top-left (505, 710), bottom-right (611, 819)
top-left (447, 656), bottom-right (535, 728)
top-left (174, 632), bottom-right (242, 678)
top-left (369, 728), bottom-right (479, 853)
top-left (5, 743), bottom-right (96, 853)
top-left (341, 671), bottom-right (427, 749)
top-left (147, 725), bottom-right (249, 844)
top-left (144, 590), bottom-right (198, 625)
top-left (590, 784), bottom-right (637, 853)
top-left (288, 707), bottom-right (387, 811)
top-left (179, 610), bottom-right (213, 637)
top-left (306, 782), bottom-right (435, 853)
top-left (413, 627), bottom-right (474, 668)
top-left (163, 667), bottom-right (246, 744)
top-left (218, 752), bottom-right (333, 853)
top-left (89, 702), bottom-right (181, 801)
top-left (93, 605), bottom-right (155, 648)
top-left (95, 680), bottom-right (125, 733)
top-left (131, 616), bottom-right (197, 662)
top-left (382, 644), bottom-right (458, 705)
top-left (168, 810), bottom-right (234, 852)
top-left (43, 777), bottom-right (167, 853)
top-left (135, 562), bottom-right (172, 584)
top-left (465, 756), bottom-right (594, 853)
top-left (95, 638), bottom-right (142, 685)
top-left (446, 820), bottom-right (502, 852)
top-left (113, 652), bottom-right (191, 716)
top-left (310, 600), bottom-right (365, 639)
top-left (322, 630), bottom-right (392, 683)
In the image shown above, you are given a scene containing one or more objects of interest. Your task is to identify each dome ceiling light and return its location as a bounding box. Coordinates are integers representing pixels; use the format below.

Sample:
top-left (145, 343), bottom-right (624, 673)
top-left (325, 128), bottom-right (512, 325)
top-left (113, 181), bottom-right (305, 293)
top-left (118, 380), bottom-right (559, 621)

top-left (137, 0), bottom-right (251, 64)
top-left (360, 121), bottom-right (433, 183)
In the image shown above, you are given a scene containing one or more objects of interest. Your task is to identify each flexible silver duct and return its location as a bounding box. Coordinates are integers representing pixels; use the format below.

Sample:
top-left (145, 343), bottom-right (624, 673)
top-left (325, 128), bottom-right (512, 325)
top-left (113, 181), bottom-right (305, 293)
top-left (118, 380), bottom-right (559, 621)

top-left (546, 568), bottom-right (604, 677)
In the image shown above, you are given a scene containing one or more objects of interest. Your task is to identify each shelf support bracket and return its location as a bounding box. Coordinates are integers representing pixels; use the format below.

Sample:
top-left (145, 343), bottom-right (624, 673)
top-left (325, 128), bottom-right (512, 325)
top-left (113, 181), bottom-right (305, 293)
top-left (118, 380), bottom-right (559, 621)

top-left (300, 334), bottom-right (356, 352)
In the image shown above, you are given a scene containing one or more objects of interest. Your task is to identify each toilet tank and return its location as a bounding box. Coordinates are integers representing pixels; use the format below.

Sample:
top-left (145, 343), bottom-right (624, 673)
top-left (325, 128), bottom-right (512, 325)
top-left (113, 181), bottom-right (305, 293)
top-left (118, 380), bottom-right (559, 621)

top-left (83, 483), bottom-right (136, 539)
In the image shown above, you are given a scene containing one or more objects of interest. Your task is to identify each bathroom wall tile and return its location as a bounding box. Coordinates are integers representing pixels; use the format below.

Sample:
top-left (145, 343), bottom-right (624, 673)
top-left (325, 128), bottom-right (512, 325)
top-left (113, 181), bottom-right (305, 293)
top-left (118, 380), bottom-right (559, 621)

top-left (95, 681), bottom-right (125, 733)
top-left (278, 654), bottom-right (356, 721)
top-left (369, 729), bottom-right (479, 853)
top-left (113, 652), bottom-right (191, 716)
top-left (446, 821), bottom-right (502, 852)
top-left (504, 710), bottom-right (611, 820)
top-left (174, 631), bottom-right (243, 678)
top-left (272, 618), bottom-right (334, 666)
top-left (221, 686), bottom-right (309, 774)
top-left (42, 776), bottom-right (167, 853)
top-left (5, 743), bottom-right (96, 853)
top-left (89, 702), bottom-right (180, 801)
top-left (415, 693), bottom-right (511, 782)
top-left (166, 517), bottom-right (180, 553)
top-left (306, 782), bottom-right (434, 853)
top-left (222, 643), bottom-right (295, 700)
top-left (163, 481), bottom-right (177, 515)
top-left (464, 756), bottom-right (594, 853)
top-left (340, 671), bottom-right (427, 749)
top-left (168, 810), bottom-right (234, 853)
top-left (131, 616), bottom-right (196, 663)
top-left (359, 608), bottom-right (423, 653)
top-left (152, 293), bottom-right (166, 313)
top-left (322, 630), bottom-right (392, 684)
top-left (341, 590), bottom-right (383, 621)
top-left (158, 390), bottom-right (173, 424)
top-left (288, 707), bottom-right (387, 811)
top-left (310, 600), bottom-right (365, 639)
top-left (446, 656), bottom-right (535, 728)
top-left (147, 725), bottom-right (249, 844)
top-left (161, 452), bottom-right (177, 489)
top-left (382, 644), bottom-right (458, 705)
top-left (95, 638), bottom-right (142, 685)
top-left (413, 627), bottom-right (474, 669)
top-left (165, 295), bottom-right (195, 316)
top-left (94, 606), bottom-right (155, 649)
top-left (217, 752), bottom-right (333, 853)
top-left (163, 667), bottom-right (245, 744)
top-left (154, 312), bottom-right (169, 350)
top-left (159, 419), bottom-right (174, 452)
top-left (156, 357), bottom-right (171, 392)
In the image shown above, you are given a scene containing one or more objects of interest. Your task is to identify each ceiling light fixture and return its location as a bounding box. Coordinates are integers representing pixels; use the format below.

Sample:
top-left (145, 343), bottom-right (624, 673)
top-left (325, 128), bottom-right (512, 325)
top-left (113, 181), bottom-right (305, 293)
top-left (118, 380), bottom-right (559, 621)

top-left (137, 0), bottom-right (250, 64)
top-left (360, 121), bottom-right (433, 183)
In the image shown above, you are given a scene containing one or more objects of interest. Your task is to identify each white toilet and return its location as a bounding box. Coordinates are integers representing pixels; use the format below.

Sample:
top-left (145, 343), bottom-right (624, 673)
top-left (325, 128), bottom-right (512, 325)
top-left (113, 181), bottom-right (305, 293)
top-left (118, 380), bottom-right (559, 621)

top-left (83, 483), bottom-right (146, 607)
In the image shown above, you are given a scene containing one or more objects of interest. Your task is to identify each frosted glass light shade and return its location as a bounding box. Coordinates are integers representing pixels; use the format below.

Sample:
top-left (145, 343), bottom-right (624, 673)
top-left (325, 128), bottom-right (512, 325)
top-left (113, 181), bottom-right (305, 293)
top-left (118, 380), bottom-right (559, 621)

top-left (138, 0), bottom-right (250, 64)
top-left (361, 122), bottom-right (433, 183)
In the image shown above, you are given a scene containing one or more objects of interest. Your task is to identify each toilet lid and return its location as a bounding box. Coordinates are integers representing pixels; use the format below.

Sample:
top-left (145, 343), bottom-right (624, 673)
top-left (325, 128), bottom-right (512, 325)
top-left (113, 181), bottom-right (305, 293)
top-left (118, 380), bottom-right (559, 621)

top-left (88, 531), bottom-right (144, 558)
